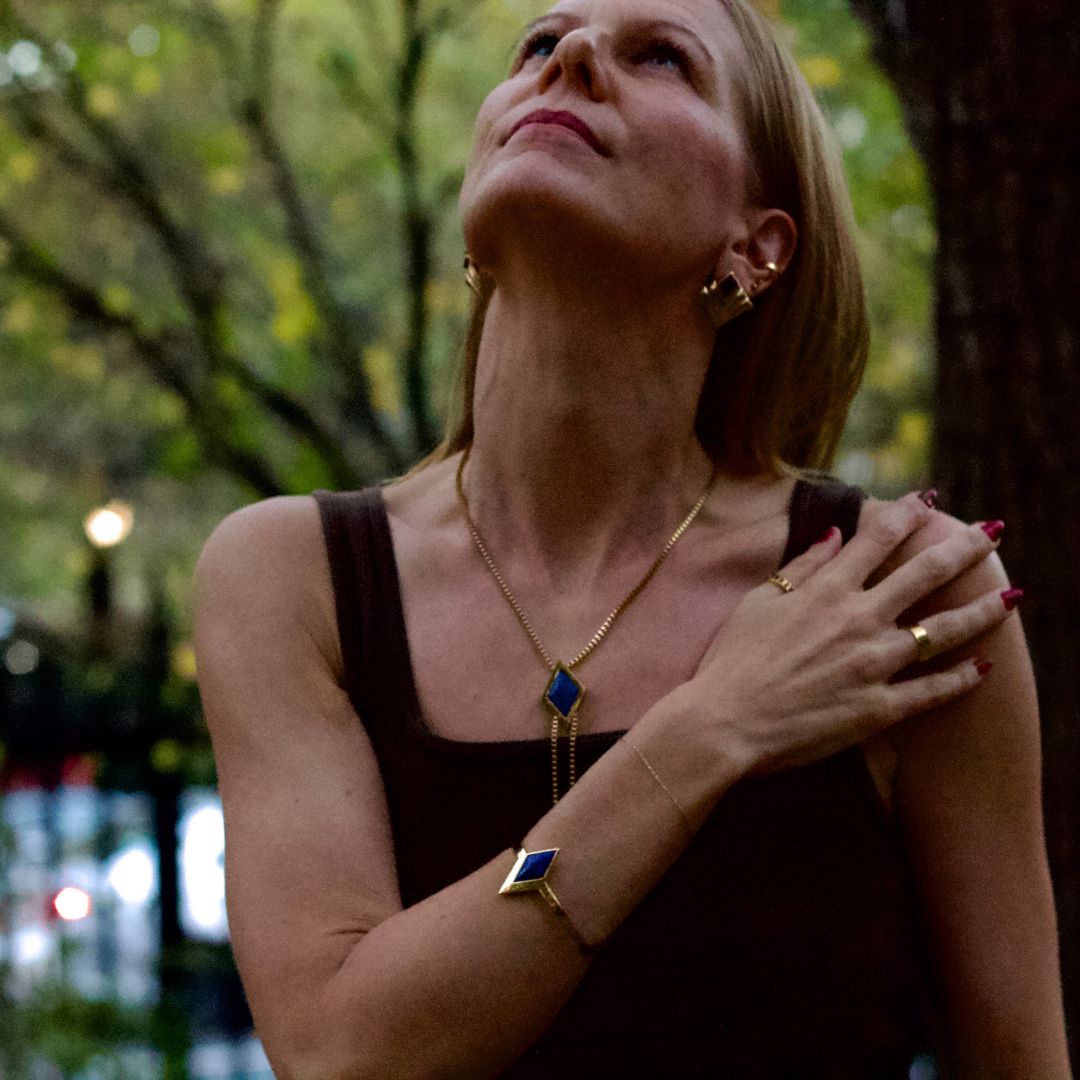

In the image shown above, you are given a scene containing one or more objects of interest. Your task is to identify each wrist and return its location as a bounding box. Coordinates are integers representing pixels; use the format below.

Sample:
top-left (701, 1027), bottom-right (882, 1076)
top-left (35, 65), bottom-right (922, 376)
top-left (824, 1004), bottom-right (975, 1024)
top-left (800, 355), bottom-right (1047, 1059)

top-left (631, 688), bottom-right (750, 829)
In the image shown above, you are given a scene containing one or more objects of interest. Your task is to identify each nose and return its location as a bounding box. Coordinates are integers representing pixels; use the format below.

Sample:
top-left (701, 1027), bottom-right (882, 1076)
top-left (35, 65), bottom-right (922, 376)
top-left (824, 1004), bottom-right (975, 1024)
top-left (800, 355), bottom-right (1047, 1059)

top-left (538, 29), bottom-right (611, 101)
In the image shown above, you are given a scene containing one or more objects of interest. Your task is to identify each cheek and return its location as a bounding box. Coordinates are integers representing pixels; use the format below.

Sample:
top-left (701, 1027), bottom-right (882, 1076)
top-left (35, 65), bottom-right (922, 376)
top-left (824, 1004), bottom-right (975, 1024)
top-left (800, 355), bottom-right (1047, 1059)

top-left (628, 104), bottom-right (749, 237)
top-left (460, 82), bottom-right (519, 210)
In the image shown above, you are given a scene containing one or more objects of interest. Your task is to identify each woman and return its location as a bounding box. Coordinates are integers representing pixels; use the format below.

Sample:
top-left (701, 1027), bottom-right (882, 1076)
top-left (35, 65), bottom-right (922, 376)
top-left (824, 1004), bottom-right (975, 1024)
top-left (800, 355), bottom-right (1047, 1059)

top-left (194, 0), bottom-right (1069, 1075)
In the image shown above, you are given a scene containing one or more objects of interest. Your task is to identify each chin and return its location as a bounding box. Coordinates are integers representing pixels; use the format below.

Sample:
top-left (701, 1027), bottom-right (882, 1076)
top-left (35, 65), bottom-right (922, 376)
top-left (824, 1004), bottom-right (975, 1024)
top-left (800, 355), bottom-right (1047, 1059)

top-left (462, 154), bottom-right (643, 275)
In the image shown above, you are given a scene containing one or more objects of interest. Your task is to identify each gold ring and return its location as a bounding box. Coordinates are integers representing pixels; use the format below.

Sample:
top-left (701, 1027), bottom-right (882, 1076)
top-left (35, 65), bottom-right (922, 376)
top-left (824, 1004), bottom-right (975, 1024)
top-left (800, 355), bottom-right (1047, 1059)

top-left (767, 574), bottom-right (793, 594)
top-left (906, 624), bottom-right (933, 663)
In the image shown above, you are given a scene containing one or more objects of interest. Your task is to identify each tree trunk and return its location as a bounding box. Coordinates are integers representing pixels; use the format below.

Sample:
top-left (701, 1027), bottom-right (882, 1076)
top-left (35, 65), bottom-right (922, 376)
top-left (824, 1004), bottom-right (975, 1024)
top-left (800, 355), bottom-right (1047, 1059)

top-left (850, 0), bottom-right (1080, 1063)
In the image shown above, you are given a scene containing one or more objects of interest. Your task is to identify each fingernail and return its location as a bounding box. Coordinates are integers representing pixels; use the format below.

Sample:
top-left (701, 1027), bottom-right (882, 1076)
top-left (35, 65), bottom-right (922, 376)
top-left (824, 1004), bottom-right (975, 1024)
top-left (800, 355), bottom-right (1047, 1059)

top-left (975, 658), bottom-right (993, 677)
top-left (816, 526), bottom-right (837, 544)
top-left (1001, 588), bottom-right (1023, 611)
top-left (921, 489), bottom-right (938, 508)
top-left (980, 520), bottom-right (1005, 542)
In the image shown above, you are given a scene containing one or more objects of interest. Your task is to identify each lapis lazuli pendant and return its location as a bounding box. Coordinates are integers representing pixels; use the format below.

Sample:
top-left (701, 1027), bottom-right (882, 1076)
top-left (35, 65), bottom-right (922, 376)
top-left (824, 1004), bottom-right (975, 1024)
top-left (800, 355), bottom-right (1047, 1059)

top-left (499, 847), bottom-right (559, 895)
top-left (544, 663), bottom-right (584, 726)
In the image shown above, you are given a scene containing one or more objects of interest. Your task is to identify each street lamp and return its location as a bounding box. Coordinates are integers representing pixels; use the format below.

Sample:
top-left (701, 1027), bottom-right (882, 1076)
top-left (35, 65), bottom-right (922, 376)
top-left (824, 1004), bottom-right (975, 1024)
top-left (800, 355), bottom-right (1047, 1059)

top-left (84, 501), bottom-right (133, 631)
top-left (85, 502), bottom-right (134, 548)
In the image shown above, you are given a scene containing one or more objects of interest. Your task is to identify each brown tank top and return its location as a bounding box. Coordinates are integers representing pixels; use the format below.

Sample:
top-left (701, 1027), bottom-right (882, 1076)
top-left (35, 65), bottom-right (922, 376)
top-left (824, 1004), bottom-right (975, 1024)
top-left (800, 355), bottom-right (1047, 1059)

top-left (313, 477), bottom-right (932, 1079)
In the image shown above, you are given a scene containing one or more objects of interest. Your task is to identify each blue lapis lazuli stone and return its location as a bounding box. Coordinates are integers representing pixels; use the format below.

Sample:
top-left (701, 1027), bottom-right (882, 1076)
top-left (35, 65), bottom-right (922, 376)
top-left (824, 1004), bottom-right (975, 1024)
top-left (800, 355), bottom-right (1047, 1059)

top-left (516, 849), bottom-right (557, 883)
top-left (546, 668), bottom-right (581, 718)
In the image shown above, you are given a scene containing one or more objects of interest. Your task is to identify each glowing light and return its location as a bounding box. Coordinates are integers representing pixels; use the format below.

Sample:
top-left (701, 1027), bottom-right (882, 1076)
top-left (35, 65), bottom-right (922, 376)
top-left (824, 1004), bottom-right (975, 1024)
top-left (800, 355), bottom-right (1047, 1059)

top-left (85, 502), bottom-right (134, 547)
top-left (13, 927), bottom-right (52, 964)
top-left (180, 802), bottom-right (228, 940)
top-left (4, 639), bottom-right (39, 676)
top-left (129, 25), bottom-right (161, 57)
top-left (8, 41), bottom-right (42, 77)
top-left (107, 843), bottom-right (158, 906)
top-left (54, 41), bottom-right (78, 71)
top-left (54, 886), bottom-right (92, 921)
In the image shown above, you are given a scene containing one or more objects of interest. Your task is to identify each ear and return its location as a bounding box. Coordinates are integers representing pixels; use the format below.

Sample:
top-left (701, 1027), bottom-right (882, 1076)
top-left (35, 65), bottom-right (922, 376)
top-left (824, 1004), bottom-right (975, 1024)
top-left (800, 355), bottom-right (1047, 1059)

top-left (721, 208), bottom-right (798, 300)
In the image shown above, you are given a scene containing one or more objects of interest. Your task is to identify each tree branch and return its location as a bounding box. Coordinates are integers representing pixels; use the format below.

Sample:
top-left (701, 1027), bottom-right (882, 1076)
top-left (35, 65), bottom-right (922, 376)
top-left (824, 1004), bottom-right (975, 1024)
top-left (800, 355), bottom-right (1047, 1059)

top-left (0, 3), bottom-right (378, 485)
top-left (0, 213), bottom-right (363, 495)
top-left (396, 0), bottom-right (438, 452)
top-left (232, 0), bottom-right (406, 467)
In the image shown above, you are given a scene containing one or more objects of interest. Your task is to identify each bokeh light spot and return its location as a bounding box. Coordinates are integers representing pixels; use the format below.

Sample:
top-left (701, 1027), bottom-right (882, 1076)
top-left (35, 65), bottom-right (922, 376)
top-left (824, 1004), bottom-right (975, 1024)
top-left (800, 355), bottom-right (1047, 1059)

top-left (4, 640), bottom-right (40, 676)
top-left (8, 41), bottom-right (42, 77)
top-left (54, 886), bottom-right (92, 921)
top-left (85, 502), bottom-right (134, 547)
top-left (129, 25), bottom-right (161, 58)
top-left (107, 844), bottom-right (158, 905)
top-left (88, 84), bottom-right (121, 117)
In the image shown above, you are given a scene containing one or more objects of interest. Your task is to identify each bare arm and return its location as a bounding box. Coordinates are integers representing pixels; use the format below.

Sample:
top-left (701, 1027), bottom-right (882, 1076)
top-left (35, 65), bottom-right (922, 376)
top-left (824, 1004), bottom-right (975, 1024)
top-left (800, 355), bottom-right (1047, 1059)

top-left (877, 509), bottom-right (1070, 1077)
top-left (195, 493), bottom-right (1009, 1080)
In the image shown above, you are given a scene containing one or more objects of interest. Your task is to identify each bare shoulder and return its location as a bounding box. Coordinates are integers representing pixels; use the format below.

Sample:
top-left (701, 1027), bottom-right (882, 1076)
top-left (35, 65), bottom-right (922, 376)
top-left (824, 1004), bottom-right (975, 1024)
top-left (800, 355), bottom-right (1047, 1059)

top-left (861, 496), bottom-right (1010, 612)
top-left (195, 495), bottom-right (326, 593)
top-left (194, 495), bottom-right (342, 680)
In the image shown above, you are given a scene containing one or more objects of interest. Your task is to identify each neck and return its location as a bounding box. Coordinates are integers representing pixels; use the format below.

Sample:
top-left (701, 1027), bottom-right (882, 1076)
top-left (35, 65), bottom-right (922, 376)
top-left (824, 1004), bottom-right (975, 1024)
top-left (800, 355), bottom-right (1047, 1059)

top-left (465, 257), bottom-right (719, 581)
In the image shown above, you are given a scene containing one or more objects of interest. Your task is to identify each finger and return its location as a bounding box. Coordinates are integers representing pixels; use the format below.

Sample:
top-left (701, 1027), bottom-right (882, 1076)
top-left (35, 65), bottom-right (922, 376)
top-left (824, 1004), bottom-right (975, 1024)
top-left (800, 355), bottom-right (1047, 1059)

top-left (886, 657), bottom-right (987, 721)
top-left (768, 525), bottom-right (842, 591)
top-left (826, 493), bottom-right (933, 587)
top-left (887, 586), bottom-right (1017, 668)
top-left (870, 521), bottom-right (1000, 617)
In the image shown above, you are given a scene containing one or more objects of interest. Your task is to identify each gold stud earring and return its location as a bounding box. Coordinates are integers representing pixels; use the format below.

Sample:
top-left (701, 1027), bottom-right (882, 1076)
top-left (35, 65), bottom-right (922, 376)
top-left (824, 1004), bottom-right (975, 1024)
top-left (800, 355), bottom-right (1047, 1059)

top-left (765, 262), bottom-right (779, 275)
top-left (701, 272), bottom-right (753, 329)
top-left (464, 256), bottom-right (482, 297)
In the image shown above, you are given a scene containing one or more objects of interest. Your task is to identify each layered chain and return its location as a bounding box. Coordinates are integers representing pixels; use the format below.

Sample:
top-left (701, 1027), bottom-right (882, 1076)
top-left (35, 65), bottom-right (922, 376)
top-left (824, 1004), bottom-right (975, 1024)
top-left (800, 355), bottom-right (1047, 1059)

top-left (455, 451), bottom-right (714, 800)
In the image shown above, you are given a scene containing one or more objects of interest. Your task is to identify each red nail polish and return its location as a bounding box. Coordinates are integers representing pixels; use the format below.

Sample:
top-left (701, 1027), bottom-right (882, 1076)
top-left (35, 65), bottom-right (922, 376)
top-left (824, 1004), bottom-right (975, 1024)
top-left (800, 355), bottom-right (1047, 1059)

top-left (921, 489), bottom-right (938, 508)
top-left (980, 521), bottom-right (1005, 542)
top-left (976, 659), bottom-right (993, 677)
top-left (1001, 588), bottom-right (1023, 611)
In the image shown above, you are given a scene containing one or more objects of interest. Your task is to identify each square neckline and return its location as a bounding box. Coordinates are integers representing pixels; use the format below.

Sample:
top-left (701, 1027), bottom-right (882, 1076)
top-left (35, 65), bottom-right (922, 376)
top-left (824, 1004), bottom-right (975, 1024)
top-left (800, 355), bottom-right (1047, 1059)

top-left (372, 480), bottom-right (804, 756)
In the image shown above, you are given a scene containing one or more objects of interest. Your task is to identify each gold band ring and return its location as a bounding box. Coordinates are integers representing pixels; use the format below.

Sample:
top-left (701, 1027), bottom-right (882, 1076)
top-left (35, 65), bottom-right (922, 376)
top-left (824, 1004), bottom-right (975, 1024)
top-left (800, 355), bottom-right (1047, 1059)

top-left (767, 574), bottom-right (794, 595)
top-left (906, 624), bottom-right (933, 663)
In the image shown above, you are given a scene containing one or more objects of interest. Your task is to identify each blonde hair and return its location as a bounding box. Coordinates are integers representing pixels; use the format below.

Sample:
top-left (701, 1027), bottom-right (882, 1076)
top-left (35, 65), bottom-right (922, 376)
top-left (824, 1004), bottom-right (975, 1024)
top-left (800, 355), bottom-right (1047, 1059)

top-left (422, 0), bottom-right (867, 478)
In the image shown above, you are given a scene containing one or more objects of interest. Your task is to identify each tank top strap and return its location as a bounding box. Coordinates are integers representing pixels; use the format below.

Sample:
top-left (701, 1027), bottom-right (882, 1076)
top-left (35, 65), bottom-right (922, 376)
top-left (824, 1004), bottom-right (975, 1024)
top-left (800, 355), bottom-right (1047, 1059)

top-left (782, 475), bottom-right (866, 564)
top-left (312, 487), bottom-right (415, 742)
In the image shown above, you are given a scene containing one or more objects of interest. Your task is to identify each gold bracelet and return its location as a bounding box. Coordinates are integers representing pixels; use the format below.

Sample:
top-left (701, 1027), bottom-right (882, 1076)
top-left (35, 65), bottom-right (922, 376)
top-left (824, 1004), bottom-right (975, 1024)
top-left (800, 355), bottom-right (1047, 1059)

top-left (499, 847), bottom-right (596, 954)
top-left (624, 739), bottom-right (693, 832)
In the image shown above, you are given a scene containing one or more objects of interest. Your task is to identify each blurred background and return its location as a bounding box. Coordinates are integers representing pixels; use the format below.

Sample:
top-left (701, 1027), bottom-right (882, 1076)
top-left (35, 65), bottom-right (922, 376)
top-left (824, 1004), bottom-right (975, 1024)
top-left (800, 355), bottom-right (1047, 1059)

top-left (0, 0), bottom-right (1077, 1077)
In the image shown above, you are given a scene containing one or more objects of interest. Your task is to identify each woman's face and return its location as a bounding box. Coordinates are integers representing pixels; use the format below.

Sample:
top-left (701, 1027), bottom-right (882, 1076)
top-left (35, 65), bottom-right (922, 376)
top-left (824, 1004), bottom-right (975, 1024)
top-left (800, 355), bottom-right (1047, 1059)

top-left (460, 0), bottom-right (755, 282)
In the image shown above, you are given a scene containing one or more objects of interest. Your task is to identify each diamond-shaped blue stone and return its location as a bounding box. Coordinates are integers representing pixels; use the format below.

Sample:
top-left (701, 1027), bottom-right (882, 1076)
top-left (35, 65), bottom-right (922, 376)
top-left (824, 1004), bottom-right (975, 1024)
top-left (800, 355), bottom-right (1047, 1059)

top-left (515, 849), bottom-right (557, 884)
top-left (546, 667), bottom-right (581, 719)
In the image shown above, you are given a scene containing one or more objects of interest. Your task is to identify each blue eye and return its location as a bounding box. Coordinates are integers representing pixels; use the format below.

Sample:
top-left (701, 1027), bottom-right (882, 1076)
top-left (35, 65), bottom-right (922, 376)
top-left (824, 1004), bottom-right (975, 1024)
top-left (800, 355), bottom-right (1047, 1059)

top-left (521, 33), bottom-right (559, 61)
top-left (642, 44), bottom-right (689, 73)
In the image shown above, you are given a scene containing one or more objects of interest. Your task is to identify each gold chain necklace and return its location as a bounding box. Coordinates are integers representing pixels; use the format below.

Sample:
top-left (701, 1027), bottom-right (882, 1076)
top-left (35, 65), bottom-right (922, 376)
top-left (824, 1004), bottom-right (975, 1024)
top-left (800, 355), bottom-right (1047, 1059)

top-left (455, 452), bottom-right (714, 805)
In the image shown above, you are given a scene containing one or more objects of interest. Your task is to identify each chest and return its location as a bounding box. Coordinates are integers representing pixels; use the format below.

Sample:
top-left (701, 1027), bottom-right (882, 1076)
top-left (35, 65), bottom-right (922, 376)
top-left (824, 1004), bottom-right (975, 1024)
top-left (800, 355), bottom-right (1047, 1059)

top-left (390, 512), bottom-right (792, 743)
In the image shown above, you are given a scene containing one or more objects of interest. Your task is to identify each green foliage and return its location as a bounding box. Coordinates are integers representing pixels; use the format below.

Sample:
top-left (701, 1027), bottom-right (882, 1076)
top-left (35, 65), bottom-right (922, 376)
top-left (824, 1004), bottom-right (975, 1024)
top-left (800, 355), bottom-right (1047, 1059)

top-left (781, 0), bottom-right (936, 495)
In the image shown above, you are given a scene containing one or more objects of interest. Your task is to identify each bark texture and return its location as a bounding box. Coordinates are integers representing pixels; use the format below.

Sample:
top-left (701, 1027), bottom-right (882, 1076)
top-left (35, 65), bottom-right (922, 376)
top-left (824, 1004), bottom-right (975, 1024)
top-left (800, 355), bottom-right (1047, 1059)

top-left (850, 0), bottom-right (1080, 1063)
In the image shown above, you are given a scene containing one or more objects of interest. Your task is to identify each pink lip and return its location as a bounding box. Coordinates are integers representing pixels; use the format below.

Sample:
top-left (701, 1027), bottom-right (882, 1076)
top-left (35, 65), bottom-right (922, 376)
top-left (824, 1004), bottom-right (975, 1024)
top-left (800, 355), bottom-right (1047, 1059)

top-left (508, 109), bottom-right (608, 155)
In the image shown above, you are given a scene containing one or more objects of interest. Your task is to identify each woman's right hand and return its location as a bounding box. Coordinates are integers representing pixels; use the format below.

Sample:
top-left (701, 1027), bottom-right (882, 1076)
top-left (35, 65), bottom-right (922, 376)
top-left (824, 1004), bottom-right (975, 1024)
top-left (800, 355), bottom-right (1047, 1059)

top-left (673, 493), bottom-right (1010, 776)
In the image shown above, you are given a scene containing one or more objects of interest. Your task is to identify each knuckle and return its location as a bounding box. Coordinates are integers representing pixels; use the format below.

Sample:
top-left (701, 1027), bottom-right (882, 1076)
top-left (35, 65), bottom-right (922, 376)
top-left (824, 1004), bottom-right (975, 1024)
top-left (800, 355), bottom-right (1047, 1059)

top-left (927, 609), bottom-right (959, 645)
top-left (871, 517), bottom-right (908, 548)
top-left (873, 686), bottom-right (904, 725)
top-left (920, 547), bottom-right (954, 581)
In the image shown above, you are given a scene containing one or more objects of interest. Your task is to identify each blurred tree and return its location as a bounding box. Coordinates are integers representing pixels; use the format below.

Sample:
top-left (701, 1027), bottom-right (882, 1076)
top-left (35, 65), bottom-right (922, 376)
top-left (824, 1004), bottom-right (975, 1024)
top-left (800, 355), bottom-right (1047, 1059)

top-left (852, 0), bottom-right (1080, 1063)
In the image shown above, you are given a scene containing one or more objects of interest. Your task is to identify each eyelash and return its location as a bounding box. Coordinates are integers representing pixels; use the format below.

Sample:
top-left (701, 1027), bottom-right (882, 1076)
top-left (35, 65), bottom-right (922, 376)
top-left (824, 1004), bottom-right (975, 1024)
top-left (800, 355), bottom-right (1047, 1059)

top-left (516, 31), bottom-right (694, 80)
